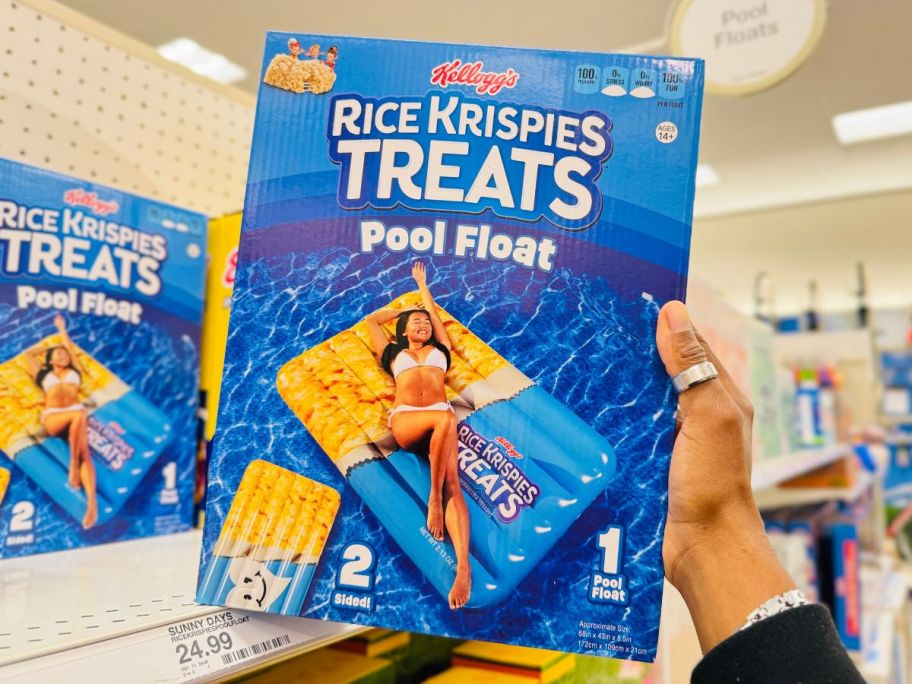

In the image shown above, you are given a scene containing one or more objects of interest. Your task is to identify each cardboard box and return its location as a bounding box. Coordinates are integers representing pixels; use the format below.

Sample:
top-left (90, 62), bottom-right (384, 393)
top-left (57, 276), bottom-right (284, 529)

top-left (331, 628), bottom-right (411, 658)
top-left (451, 641), bottom-right (576, 683)
top-left (199, 33), bottom-right (703, 660)
top-left (245, 648), bottom-right (394, 684)
top-left (0, 157), bottom-right (205, 557)
top-left (195, 212), bottom-right (242, 524)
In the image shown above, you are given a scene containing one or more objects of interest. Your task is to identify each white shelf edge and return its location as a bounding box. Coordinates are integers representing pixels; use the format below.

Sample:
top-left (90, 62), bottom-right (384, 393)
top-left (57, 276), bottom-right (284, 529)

top-left (751, 444), bottom-right (852, 491)
top-left (754, 468), bottom-right (876, 510)
top-left (0, 531), bottom-right (364, 683)
top-left (0, 608), bottom-right (365, 684)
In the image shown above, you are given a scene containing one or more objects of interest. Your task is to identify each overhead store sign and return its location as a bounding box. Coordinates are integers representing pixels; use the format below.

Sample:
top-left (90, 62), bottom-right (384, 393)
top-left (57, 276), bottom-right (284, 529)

top-left (670, 0), bottom-right (826, 95)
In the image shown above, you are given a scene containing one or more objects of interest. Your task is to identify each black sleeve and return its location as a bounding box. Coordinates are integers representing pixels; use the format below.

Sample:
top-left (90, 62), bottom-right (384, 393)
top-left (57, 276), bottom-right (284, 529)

top-left (692, 604), bottom-right (864, 684)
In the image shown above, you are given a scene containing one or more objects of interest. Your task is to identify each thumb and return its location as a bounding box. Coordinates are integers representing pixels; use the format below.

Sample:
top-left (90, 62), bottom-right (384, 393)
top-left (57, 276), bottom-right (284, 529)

top-left (656, 301), bottom-right (725, 412)
top-left (656, 301), bottom-right (708, 376)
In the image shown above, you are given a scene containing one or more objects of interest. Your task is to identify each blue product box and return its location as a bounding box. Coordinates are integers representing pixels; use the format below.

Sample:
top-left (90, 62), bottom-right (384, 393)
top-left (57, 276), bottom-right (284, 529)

top-left (199, 34), bottom-right (703, 661)
top-left (0, 158), bottom-right (205, 557)
top-left (821, 522), bottom-right (861, 651)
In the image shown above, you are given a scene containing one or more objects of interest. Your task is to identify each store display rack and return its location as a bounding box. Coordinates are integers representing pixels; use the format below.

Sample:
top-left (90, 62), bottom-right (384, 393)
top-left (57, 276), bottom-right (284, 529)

top-left (0, 531), bottom-right (364, 683)
top-left (750, 443), bottom-right (853, 491)
top-left (880, 414), bottom-right (912, 427)
top-left (754, 468), bottom-right (876, 510)
top-left (0, 442), bottom-right (857, 683)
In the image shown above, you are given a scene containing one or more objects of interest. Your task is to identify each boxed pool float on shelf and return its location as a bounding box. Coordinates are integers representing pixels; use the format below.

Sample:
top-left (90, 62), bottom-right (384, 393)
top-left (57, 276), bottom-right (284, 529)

top-left (0, 157), bottom-right (206, 557)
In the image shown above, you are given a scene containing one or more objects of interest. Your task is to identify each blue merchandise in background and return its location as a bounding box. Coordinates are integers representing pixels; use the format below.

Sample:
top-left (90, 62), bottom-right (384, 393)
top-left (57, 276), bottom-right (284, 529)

top-left (0, 157), bottom-right (206, 557)
top-left (201, 34), bottom-right (703, 661)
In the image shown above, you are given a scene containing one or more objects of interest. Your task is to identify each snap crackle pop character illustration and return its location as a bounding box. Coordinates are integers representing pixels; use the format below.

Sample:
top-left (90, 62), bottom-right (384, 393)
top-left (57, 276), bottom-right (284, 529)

top-left (366, 263), bottom-right (472, 609)
top-left (23, 315), bottom-right (98, 528)
top-left (325, 45), bottom-right (338, 70)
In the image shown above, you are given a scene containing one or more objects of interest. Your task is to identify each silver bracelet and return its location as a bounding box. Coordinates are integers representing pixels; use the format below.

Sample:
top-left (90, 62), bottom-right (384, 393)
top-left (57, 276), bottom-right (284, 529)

top-left (739, 589), bottom-right (809, 632)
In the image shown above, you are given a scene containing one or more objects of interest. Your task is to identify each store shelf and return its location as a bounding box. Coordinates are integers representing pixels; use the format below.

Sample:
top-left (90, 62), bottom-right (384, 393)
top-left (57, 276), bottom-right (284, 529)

top-left (754, 469), bottom-right (876, 510)
top-left (0, 531), bottom-right (364, 683)
top-left (880, 414), bottom-right (912, 427)
top-left (750, 444), bottom-right (853, 491)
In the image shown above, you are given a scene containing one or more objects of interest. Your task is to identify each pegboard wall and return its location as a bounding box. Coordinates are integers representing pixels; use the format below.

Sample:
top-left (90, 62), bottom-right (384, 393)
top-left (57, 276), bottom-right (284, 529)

top-left (0, 0), bottom-right (255, 216)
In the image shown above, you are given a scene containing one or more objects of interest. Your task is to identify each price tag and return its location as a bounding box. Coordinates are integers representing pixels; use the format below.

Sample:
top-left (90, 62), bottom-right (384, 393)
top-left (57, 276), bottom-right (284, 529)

top-left (161, 609), bottom-right (303, 682)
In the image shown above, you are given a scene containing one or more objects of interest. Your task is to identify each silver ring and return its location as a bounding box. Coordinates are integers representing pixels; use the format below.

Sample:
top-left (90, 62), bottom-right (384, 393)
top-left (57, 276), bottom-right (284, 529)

top-left (672, 361), bottom-right (719, 393)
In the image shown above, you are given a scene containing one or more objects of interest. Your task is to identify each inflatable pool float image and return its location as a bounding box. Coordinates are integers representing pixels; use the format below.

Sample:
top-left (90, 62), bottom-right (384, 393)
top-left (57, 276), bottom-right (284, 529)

top-left (0, 334), bottom-right (173, 526)
top-left (276, 292), bottom-right (617, 609)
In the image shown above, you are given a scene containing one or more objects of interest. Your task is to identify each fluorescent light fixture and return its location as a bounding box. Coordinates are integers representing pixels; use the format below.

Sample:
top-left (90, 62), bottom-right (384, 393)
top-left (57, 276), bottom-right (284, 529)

top-left (832, 101), bottom-right (912, 145)
top-left (695, 164), bottom-right (720, 188)
top-left (157, 38), bottom-right (246, 85)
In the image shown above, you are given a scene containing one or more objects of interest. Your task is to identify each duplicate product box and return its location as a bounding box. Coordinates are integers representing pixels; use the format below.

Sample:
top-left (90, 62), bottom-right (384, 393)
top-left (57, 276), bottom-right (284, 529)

top-left (0, 158), bottom-right (205, 557)
top-left (199, 34), bottom-right (703, 661)
top-left (195, 212), bottom-right (242, 524)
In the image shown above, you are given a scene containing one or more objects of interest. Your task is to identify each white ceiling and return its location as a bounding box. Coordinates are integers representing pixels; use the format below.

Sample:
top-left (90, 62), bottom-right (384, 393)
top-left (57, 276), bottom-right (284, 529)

top-left (693, 190), bottom-right (912, 315)
top-left (36, 0), bottom-right (912, 314)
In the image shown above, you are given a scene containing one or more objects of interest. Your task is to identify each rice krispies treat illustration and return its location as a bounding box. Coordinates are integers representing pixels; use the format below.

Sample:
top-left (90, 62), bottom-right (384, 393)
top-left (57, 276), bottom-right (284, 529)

top-left (263, 51), bottom-right (337, 94)
top-left (197, 459), bottom-right (341, 614)
top-left (276, 293), bottom-right (616, 609)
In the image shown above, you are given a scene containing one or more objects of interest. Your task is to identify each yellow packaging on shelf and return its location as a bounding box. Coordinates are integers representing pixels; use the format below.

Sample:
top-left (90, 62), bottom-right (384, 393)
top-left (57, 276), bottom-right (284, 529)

top-left (576, 654), bottom-right (651, 683)
top-left (425, 666), bottom-right (534, 683)
top-left (201, 212), bottom-right (242, 442)
top-left (451, 641), bottom-right (577, 683)
top-left (331, 629), bottom-right (411, 658)
top-left (196, 459), bottom-right (341, 614)
top-left (245, 647), bottom-right (394, 684)
top-left (780, 456), bottom-right (856, 489)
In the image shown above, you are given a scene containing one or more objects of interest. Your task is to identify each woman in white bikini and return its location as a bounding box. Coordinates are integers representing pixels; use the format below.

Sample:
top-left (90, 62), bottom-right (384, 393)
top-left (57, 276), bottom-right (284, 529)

top-left (24, 315), bottom-right (98, 529)
top-left (367, 262), bottom-right (471, 609)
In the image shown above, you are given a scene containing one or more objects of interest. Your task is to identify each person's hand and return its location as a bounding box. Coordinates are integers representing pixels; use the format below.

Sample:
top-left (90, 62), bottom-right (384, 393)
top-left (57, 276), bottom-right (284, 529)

top-left (657, 300), bottom-right (755, 584)
top-left (657, 301), bottom-right (794, 652)
top-left (53, 314), bottom-right (66, 332)
top-left (412, 262), bottom-right (427, 288)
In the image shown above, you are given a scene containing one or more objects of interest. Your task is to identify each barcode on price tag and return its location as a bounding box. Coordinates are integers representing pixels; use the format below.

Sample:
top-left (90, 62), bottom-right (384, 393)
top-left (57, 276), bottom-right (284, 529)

top-left (221, 634), bottom-right (291, 665)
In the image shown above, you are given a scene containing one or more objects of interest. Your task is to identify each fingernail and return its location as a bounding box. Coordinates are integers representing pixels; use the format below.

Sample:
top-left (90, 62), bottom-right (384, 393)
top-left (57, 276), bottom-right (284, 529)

top-left (665, 301), bottom-right (692, 333)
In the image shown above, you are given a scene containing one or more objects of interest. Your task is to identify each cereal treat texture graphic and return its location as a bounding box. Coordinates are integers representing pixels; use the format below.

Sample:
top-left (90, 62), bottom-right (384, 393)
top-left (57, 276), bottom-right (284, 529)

top-left (263, 54), bottom-right (336, 94)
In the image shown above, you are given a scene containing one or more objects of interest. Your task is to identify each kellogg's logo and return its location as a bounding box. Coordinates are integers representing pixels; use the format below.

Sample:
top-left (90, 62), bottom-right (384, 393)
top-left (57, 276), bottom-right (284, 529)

top-left (63, 188), bottom-right (120, 216)
top-left (429, 59), bottom-right (519, 95)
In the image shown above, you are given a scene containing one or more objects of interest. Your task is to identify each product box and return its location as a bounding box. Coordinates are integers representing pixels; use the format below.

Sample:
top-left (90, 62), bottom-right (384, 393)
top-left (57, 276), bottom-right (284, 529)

top-left (331, 628), bottom-right (411, 657)
top-left (200, 213), bottom-right (242, 443)
top-left (195, 212), bottom-right (242, 524)
top-left (0, 157), bottom-right (205, 557)
top-left (686, 278), bottom-right (788, 461)
top-left (246, 648), bottom-right (394, 684)
top-left (451, 641), bottom-right (576, 683)
top-left (199, 33), bottom-right (703, 660)
top-left (819, 521), bottom-right (862, 650)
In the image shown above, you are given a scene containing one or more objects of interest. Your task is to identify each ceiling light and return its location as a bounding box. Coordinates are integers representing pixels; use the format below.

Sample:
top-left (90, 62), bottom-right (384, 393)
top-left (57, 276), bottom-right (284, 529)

top-left (832, 101), bottom-right (912, 145)
top-left (157, 38), bottom-right (246, 85)
top-left (695, 164), bottom-right (720, 188)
